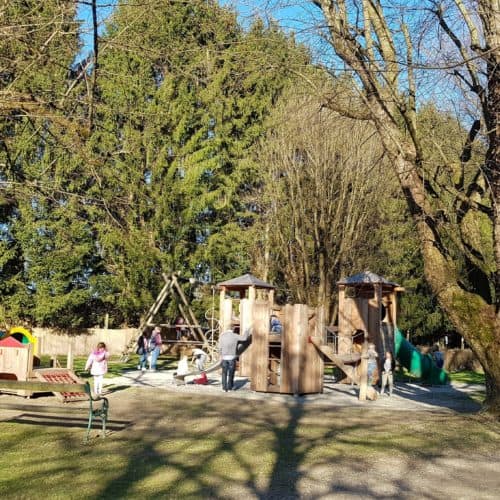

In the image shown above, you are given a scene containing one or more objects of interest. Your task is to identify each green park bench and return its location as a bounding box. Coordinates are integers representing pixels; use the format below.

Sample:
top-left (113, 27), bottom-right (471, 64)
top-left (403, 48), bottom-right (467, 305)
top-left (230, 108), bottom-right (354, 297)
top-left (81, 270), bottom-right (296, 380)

top-left (0, 379), bottom-right (109, 443)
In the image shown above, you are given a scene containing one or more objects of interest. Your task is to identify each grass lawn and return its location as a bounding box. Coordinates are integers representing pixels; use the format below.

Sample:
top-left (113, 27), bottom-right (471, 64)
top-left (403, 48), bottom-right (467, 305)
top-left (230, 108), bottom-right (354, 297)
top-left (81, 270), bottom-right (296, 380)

top-left (0, 387), bottom-right (499, 499)
top-left (448, 370), bottom-right (485, 384)
top-left (38, 355), bottom-right (179, 378)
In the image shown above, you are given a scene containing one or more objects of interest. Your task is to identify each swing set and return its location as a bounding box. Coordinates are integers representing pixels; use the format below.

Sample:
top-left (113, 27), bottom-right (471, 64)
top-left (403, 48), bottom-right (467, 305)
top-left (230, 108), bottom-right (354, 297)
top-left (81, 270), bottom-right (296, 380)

top-left (120, 273), bottom-right (219, 362)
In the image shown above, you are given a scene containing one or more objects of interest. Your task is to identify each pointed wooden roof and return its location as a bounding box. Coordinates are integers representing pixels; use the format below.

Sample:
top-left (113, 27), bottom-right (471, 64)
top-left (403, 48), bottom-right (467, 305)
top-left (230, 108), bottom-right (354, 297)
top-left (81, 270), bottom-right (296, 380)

top-left (337, 271), bottom-right (400, 288)
top-left (217, 273), bottom-right (275, 290)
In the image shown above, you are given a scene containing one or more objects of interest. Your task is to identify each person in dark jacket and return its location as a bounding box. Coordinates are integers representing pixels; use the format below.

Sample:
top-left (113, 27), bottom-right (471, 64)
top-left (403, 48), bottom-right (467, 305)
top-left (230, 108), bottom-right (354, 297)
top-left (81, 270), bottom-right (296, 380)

top-left (136, 331), bottom-right (149, 371)
top-left (219, 326), bottom-right (249, 392)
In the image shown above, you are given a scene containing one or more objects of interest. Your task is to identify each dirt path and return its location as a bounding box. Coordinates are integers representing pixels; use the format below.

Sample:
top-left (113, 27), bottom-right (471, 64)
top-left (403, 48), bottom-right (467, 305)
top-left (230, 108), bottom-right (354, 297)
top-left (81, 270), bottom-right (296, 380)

top-left (106, 368), bottom-right (484, 413)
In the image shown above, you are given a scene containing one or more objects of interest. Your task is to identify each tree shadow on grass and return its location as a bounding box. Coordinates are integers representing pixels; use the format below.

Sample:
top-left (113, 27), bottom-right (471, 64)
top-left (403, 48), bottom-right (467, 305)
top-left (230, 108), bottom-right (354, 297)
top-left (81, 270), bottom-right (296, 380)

top-left (3, 388), bottom-right (498, 499)
top-left (5, 412), bottom-right (131, 433)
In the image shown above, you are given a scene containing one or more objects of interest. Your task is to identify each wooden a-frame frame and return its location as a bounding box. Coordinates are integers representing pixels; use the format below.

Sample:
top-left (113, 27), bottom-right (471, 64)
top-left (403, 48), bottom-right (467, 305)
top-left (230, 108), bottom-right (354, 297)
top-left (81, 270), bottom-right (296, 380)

top-left (121, 273), bottom-right (209, 360)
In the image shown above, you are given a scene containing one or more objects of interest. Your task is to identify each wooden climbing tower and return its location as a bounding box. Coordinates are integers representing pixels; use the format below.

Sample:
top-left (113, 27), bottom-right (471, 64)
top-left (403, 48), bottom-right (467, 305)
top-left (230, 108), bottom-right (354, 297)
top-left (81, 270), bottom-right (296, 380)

top-left (217, 274), bottom-right (325, 395)
top-left (336, 271), bottom-right (404, 360)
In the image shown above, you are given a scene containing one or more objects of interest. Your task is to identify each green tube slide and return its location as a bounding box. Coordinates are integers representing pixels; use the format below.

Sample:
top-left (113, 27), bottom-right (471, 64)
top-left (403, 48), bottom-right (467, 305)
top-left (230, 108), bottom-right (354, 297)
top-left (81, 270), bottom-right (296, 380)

top-left (394, 327), bottom-right (449, 385)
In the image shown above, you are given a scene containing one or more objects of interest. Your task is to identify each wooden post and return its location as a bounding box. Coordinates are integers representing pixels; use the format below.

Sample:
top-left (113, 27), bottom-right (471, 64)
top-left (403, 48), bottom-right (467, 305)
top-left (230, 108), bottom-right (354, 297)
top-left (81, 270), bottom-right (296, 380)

top-left (221, 297), bottom-right (233, 334)
top-left (337, 285), bottom-right (350, 355)
top-left (280, 304), bottom-right (293, 393)
top-left (219, 287), bottom-right (226, 332)
top-left (250, 302), bottom-right (270, 392)
top-left (67, 340), bottom-right (74, 370)
top-left (239, 298), bottom-right (253, 376)
top-left (299, 306), bottom-right (325, 394)
top-left (371, 283), bottom-right (382, 353)
top-left (290, 305), bottom-right (305, 396)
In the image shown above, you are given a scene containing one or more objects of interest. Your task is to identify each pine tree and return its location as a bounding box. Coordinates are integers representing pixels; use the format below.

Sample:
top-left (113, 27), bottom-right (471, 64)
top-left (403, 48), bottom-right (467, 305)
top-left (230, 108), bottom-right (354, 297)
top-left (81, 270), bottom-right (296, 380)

top-left (0, 1), bottom-right (99, 326)
top-left (86, 0), bottom-right (308, 321)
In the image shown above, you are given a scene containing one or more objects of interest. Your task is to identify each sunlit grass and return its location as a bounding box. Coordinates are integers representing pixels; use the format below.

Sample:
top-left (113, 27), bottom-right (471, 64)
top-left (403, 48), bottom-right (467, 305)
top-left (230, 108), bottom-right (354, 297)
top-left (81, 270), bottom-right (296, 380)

top-left (38, 354), bottom-right (178, 379)
top-left (0, 391), bottom-right (498, 499)
top-left (448, 370), bottom-right (485, 385)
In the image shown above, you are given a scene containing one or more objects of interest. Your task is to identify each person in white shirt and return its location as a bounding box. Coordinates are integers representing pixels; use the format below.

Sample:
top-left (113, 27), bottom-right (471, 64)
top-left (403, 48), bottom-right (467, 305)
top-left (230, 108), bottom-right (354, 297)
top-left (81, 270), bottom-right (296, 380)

top-left (191, 347), bottom-right (207, 371)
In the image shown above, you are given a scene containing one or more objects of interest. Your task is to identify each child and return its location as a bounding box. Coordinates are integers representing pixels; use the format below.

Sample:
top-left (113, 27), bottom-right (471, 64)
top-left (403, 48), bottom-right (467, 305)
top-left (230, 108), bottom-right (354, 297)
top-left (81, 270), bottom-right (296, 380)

top-left (148, 326), bottom-right (162, 371)
top-left (85, 342), bottom-right (109, 395)
top-left (366, 343), bottom-right (378, 386)
top-left (191, 347), bottom-right (207, 372)
top-left (136, 331), bottom-right (149, 371)
top-left (270, 314), bottom-right (283, 333)
top-left (380, 351), bottom-right (395, 396)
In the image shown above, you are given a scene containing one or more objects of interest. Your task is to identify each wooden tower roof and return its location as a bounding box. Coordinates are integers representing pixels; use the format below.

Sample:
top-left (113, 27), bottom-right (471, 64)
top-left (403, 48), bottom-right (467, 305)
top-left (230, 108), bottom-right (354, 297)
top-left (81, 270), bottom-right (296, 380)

top-left (337, 271), bottom-right (402, 290)
top-left (217, 273), bottom-right (275, 290)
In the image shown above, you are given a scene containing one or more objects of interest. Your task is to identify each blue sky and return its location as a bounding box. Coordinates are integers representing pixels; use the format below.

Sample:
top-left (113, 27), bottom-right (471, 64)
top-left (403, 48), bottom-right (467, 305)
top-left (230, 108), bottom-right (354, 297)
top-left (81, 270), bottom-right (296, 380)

top-left (74, 1), bottom-right (462, 113)
top-left (76, 1), bottom-right (319, 57)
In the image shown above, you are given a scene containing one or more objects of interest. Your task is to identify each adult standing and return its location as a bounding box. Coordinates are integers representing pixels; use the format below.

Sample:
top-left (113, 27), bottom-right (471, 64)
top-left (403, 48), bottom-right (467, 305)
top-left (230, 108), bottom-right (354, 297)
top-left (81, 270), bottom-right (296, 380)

top-left (149, 325), bottom-right (163, 371)
top-left (136, 331), bottom-right (149, 371)
top-left (219, 326), bottom-right (249, 392)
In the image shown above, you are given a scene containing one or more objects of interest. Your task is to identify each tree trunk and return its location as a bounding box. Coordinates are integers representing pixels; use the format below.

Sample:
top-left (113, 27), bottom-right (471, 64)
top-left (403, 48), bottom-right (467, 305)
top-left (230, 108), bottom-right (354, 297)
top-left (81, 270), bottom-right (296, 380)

top-left (313, 0), bottom-right (500, 413)
top-left (374, 106), bottom-right (499, 412)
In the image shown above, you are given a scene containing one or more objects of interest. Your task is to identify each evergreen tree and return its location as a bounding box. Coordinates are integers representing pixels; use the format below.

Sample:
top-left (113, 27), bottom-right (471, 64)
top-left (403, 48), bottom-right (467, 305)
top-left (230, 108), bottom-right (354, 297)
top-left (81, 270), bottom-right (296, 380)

top-left (87, 0), bottom-right (308, 322)
top-left (0, 1), bottom-right (96, 326)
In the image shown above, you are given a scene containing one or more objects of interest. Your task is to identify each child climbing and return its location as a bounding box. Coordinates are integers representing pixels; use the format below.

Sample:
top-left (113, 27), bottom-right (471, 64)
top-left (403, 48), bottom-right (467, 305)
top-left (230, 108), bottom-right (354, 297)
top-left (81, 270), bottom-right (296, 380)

top-left (85, 342), bottom-right (109, 395)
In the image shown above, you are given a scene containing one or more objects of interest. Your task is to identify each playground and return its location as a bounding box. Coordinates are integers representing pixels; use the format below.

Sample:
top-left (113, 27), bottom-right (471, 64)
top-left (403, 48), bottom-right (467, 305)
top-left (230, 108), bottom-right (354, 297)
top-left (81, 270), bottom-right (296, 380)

top-left (0, 377), bottom-right (499, 499)
top-left (1, 271), bottom-right (499, 498)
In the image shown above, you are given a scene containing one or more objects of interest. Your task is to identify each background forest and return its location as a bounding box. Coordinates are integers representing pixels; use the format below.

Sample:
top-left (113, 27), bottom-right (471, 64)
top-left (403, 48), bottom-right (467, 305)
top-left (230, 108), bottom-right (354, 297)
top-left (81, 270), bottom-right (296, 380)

top-left (0, 0), bottom-right (464, 346)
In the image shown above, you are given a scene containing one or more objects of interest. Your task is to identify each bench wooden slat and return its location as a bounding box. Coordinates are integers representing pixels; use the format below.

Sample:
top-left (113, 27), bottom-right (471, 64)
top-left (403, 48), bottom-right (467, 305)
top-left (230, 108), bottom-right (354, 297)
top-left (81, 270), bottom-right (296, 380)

top-left (0, 380), bottom-right (88, 394)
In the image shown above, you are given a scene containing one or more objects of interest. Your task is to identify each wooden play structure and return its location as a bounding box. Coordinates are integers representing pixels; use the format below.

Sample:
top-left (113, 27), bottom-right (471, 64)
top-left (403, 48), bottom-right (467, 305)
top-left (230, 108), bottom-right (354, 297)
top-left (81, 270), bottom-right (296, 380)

top-left (215, 271), bottom-right (405, 399)
top-left (137, 270), bottom-right (445, 398)
top-left (0, 333), bottom-right (35, 397)
top-left (217, 274), bottom-right (325, 395)
top-left (336, 271), bottom-right (404, 359)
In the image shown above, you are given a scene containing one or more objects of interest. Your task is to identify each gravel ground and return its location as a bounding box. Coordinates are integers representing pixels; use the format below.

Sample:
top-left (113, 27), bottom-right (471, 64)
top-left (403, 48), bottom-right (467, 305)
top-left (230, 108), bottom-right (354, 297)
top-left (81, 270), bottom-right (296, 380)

top-left (105, 368), bottom-right (484, 413)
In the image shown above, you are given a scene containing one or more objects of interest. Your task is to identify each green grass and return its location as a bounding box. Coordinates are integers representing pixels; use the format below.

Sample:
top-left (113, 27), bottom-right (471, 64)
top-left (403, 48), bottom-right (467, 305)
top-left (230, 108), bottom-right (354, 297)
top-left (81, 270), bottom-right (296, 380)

top-left (0, 390), bottom-right (498, 499)
top-left (448, 370), bottom-right (485, 385)
top-left (37, 354), bottom-right (179, 379)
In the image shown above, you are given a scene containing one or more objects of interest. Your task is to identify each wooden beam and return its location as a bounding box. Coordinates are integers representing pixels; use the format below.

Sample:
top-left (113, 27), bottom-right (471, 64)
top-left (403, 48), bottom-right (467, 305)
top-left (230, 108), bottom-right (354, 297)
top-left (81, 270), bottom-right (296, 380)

top-left (359, 337), bottom-right (368, 401)
top-left (0, 380), bottom-right (88, 394)
top-left (171, 275), bottom-right (206, 343)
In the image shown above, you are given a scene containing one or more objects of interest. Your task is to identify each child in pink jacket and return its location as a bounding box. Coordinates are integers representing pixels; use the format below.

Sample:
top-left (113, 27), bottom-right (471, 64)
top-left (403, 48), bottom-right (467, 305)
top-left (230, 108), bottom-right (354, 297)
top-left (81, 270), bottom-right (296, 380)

top-left (85, 342), bottom-right (109, 395)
